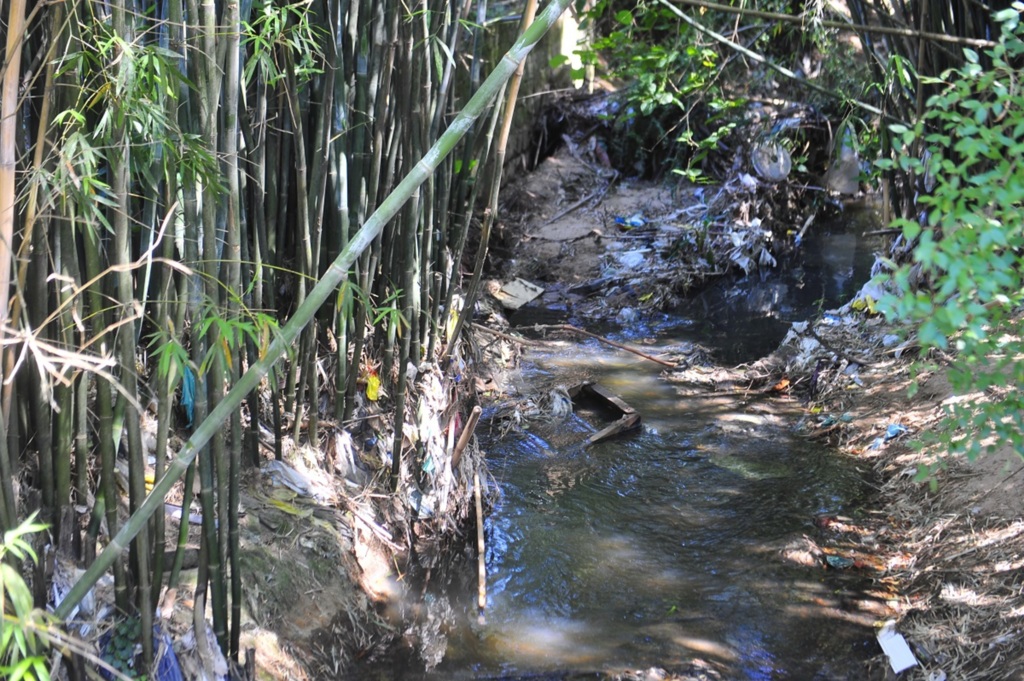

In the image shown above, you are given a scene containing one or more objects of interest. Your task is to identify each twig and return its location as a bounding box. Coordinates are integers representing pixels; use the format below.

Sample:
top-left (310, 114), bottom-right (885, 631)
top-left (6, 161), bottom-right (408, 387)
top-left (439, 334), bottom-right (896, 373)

top-left (796, 213), bottom-right (815, 244)
top-left (534, 323), bottom-right (678, 368)
top-left (533, 180), bottom-right (615, 230)
top-left (667, 0), bottom-right (996, 48)
top-left (654, 0), bottom-right (895, 122)
top-left (807, 327), bottom-right (880, 366)
top-left (343, 499), bottom-right (403, 552)
top-left (472, 322), bottom-right (545, 346)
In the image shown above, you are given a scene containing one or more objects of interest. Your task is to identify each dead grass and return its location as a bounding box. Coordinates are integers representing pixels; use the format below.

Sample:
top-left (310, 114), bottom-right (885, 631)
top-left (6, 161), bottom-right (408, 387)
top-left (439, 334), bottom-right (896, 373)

top-left (758, 310), bottom-right (1024, 680)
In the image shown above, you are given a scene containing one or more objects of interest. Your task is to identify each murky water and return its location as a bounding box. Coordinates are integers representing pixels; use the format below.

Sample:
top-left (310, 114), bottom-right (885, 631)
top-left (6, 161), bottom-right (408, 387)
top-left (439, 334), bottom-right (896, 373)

top-left (676, 205), bottom-right (881, 365)
top-left (368, 210), bottom-right (883, 679)
top-left (424, 344), bottom-right (876, 680)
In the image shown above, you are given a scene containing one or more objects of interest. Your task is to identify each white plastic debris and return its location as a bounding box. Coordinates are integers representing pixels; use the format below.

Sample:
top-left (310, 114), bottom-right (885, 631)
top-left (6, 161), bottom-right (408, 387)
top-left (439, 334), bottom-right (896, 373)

top-left (877, 620), bottom-right (918, 673)
top-left (751, 142), bottom-right (792, 182)
top-left (261, 460), bottom-right (312, 497)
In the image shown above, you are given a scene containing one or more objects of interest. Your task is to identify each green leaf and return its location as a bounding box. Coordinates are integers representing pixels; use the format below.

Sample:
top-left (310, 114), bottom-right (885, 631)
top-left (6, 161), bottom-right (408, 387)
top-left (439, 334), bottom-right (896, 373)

top-left (901, 220), bottom-right (921, 242)
top-left (9, 656), bottom-right (39, 681)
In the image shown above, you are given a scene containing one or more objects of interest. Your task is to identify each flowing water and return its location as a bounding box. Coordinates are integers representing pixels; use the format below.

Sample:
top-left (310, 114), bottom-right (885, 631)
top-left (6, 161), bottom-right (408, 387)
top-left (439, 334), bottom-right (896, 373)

top-left (369, 208), bottom-right (884, 679)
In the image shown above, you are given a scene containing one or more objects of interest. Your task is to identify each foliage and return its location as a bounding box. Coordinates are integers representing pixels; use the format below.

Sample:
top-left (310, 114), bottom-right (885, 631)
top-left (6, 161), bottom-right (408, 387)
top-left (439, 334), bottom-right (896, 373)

top-left (560, 1), bottom-right (741, 178)
top-left (562, 1), bottom-right (871, 182)
top-left (876, 5), bottom-right (1024, 463)
top-left (1, 514), bottom-right (52, 681)
top-left (243, 0), bottom-right (326, 87)
top-left (100, 617), bottom-right (144, 679)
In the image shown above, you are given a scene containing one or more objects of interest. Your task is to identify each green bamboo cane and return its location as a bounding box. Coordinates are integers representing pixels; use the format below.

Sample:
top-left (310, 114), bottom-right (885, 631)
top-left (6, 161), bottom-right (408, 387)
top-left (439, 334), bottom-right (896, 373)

top-left (110, 0), bottom-right (154, 662)
top-left (0, 406), bottom-right (13, 532)
top-left (192, 0), bottom-right (231, 647)
top-left (55, 0), bottom-right (574, 619)
top-left (223, 0), bottom-right (243, 656)
top-left (437, 2), bottom-right (498, 355)
top-left (389, 25), bottom-right (423, 484)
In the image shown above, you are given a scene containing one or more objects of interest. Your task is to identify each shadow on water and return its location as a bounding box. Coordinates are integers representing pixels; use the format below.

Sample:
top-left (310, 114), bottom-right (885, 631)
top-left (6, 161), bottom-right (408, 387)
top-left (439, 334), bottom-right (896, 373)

top-left (362, 208), bottom-right (885, 679)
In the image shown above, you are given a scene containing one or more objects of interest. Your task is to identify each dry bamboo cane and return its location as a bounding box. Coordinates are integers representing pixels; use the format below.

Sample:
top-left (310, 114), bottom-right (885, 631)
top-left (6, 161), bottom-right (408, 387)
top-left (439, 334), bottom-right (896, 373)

top-left (474, 468), bottom-right (486, 620)
top-left (451, 405), bottom-right (482, 471)
top-left (534, 324), bottom-right (678, 369)
top-left (443, 0), bottom-right (541, 360)
top-left (0, 0), bottom-right (26, 433)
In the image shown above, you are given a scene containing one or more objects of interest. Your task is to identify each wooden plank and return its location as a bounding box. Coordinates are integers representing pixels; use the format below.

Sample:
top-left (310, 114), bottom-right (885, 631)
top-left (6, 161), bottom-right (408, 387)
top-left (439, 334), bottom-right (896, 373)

top-left (582, 383), bottom-right (637, 416)
top-left (585, 413), bottom-right (641, 447)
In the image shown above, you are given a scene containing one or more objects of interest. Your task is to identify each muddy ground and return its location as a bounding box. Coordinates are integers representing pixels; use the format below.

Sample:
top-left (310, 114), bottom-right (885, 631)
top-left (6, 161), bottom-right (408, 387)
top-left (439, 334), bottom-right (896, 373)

top-left (479, 144), bottom-right (1024, 680)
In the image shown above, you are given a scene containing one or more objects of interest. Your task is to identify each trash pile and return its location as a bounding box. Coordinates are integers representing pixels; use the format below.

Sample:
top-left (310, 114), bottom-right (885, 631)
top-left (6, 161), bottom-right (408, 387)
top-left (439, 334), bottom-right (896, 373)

top-left (498, 93), bottom-right (862, 329)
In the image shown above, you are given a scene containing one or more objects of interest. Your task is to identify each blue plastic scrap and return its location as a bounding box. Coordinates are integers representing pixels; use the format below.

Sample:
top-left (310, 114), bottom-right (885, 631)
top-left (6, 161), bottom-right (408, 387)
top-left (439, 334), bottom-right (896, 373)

top-left (614, 213), bottom-right (647, 228)
top-left (182, 365), bottom-right (196, 427)
top-left (885, 424), bottom-right (909, 441)
top-left (870, 423), bottom-right (909, 450)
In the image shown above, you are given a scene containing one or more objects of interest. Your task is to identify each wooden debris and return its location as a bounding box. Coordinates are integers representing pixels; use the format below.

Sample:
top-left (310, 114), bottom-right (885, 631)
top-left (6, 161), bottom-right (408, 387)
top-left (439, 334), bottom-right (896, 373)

top-left (568, 382), bottom-right (642, 447)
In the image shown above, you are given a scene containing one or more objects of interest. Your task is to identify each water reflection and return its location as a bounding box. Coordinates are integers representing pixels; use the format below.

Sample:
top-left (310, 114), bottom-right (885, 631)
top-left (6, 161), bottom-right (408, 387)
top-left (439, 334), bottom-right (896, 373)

top-left (677, 207), bottom-right (881, 365)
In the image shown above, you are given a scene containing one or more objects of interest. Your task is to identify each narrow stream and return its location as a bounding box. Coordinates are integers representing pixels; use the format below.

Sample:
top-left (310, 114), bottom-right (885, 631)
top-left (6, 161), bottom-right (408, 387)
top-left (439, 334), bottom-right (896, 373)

top-left (371, 208), bottom-right (884, 679)
top-left (440, 345), bottom-right (876, 680)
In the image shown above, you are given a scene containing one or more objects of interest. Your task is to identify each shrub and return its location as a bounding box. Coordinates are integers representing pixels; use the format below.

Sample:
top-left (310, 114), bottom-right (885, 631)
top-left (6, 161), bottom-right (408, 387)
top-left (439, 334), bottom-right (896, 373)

top-left (1, 514), bottom-right (52, 681)
top-left (877, 5), bottom-right (1024, 462)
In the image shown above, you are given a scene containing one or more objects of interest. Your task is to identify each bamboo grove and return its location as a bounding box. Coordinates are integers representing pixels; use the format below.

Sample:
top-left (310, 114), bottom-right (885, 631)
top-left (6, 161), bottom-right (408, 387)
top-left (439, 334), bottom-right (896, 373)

top-left (0, 0), bottom-right (572, 669)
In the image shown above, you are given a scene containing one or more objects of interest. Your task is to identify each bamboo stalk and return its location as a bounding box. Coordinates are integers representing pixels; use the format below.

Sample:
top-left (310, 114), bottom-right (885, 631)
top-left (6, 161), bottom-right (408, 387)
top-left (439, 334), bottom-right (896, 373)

top-left (110, 0), bottom-right (154, 661)
top-left (0, 0), bottom-right (26, 434)
top-left (80, 216), bottom-right (128, 612)
top-left (451, 405), bottom-right (481, 471)
top-left (0, 409), bottom-right (14, 531)
top-left (56, 0), bottom-right (577, 619)
top-left (223, 0), bottom-right (243, 657)
top-left (192, 0), bottom-right (230, 647)
top-left (533, 324), bottom-right (679, 368)
top-left (474, 468), bottom-right (486, 618)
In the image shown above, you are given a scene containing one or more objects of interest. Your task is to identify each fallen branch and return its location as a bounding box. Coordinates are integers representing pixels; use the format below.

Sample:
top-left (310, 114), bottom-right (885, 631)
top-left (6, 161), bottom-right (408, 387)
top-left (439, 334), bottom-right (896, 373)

top-left (534, 324), bottom-right (678, 369)
top-left (472, 322), bottom-right (545, 346)
top-left (668, 0), bottom-right (997, 48)
top-left (533, 177), bottom-right (616, 232)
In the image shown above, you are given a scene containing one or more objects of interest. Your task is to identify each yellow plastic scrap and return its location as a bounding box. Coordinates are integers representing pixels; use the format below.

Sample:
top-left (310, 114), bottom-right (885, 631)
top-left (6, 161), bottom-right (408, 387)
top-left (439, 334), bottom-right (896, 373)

top-left (265, 495), bottom-right (314, 519)
top-left (851, 295), bottom-right (877, 315)
top-left (366, 371), bottom-right (381, 401)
